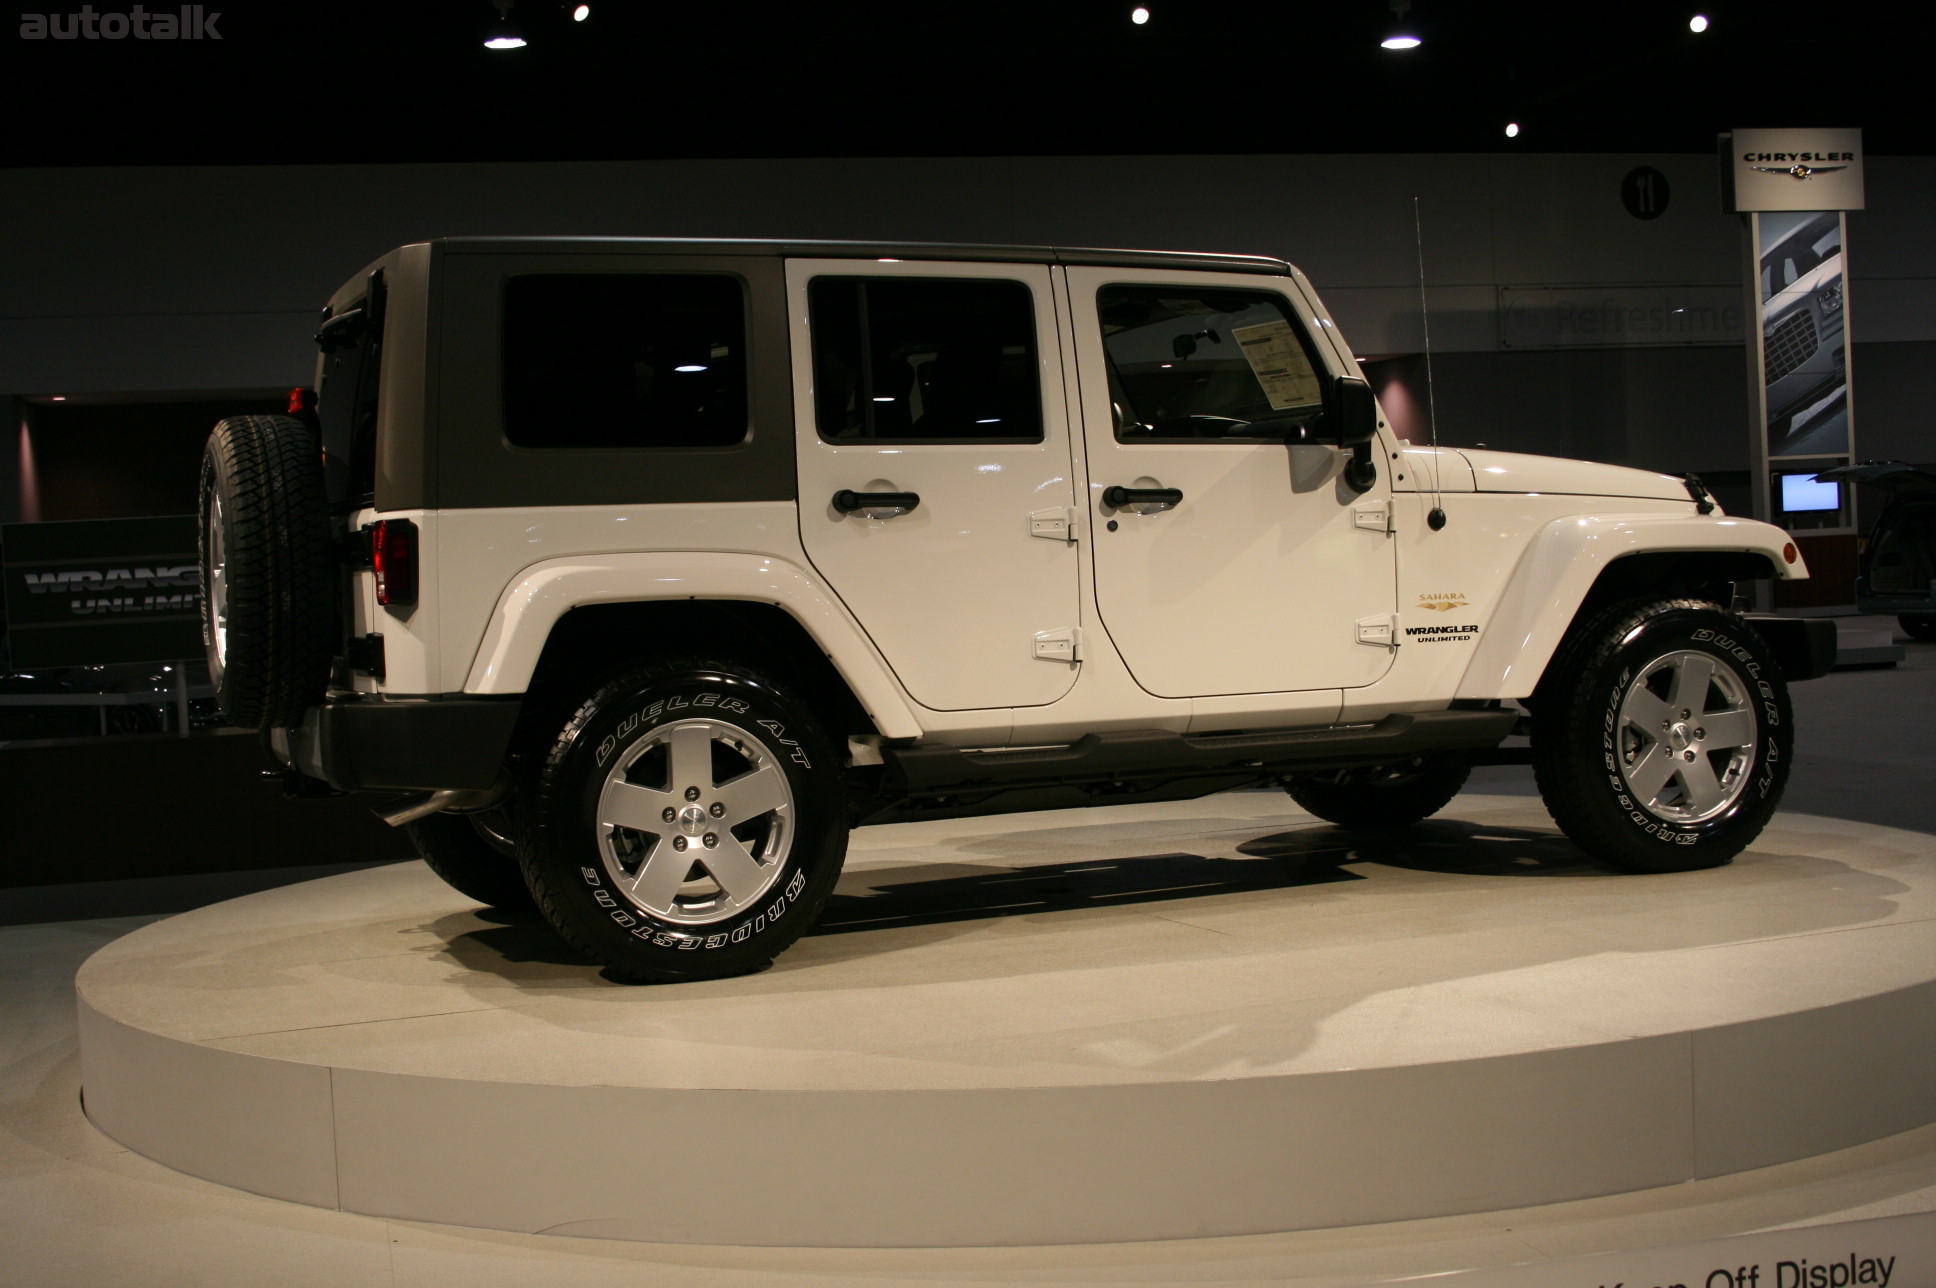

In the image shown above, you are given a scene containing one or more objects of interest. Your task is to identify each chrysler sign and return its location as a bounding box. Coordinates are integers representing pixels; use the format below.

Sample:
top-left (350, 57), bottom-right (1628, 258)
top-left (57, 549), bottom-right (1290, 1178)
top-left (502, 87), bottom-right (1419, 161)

top-left (1729, 128), bottom-right (1865, 212)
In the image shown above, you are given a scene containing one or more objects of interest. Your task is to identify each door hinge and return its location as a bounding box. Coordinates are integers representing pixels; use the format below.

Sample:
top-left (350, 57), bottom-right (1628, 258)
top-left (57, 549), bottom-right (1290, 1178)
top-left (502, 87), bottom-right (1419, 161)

top-left (1028, 507), bottom-right (1078, 542)
top-left (1033, 626), bottom-right (1083, 662)
top-left (345, 632), bottom-right (387, 677)
top-left (1355, 614), bottom-right (1398, 647)
top-left (1353, 499), bottom-right (1393, 533)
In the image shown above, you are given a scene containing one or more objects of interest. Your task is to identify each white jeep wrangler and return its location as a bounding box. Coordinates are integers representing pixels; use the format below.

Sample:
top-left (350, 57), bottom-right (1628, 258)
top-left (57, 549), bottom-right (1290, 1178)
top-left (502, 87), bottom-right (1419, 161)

top-left (198, 238), bottom-right (1832, 982)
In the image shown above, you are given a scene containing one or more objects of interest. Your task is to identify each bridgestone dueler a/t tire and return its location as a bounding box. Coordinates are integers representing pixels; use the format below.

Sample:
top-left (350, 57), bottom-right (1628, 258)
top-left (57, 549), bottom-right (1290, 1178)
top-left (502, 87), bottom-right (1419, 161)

top-left (519, 659), bottom-right (848, 983)
top-left (198, 415), bottom-right (336, 729)
top-left (1285, 754), bottom-right (1471, 830)
top-left (1532, 597), bottom-right (1792, 874)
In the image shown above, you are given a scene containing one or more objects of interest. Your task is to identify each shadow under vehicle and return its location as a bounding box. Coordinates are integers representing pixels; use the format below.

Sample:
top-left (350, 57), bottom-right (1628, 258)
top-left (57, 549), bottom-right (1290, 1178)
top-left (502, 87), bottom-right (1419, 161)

top-left (1820, 460), bottom-right (1936, 640)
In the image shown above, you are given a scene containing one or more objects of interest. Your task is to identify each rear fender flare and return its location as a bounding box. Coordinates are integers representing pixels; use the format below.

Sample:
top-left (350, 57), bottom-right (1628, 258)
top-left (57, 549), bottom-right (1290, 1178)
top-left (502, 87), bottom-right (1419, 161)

top-left (461, 552), bottom-right (923, 739)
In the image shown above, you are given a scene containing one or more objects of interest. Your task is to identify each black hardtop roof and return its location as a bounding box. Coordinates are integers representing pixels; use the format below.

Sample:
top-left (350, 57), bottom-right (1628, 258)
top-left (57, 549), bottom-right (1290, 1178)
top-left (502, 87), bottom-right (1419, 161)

top-left (432, 236), bottom-right (1294, 277)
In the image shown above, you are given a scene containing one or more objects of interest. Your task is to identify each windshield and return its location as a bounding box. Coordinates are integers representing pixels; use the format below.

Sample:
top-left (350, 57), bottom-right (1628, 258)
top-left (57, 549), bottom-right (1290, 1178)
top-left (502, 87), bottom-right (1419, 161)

top-left (1759, 213), bottom-right (1840, 302)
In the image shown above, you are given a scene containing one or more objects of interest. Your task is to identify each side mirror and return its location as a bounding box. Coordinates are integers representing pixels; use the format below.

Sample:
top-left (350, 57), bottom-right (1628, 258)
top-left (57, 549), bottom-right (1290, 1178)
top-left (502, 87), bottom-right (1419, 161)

top-left (1270, 377), bottom-right (1378, 446)
top-left (1323, 376), bottom-right (1379, 446)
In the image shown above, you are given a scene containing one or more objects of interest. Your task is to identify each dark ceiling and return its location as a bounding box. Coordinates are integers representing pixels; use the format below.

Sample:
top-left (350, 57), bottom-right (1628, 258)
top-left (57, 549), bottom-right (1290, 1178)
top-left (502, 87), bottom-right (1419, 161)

top-left (1, 0), bottom-right (1920, 167)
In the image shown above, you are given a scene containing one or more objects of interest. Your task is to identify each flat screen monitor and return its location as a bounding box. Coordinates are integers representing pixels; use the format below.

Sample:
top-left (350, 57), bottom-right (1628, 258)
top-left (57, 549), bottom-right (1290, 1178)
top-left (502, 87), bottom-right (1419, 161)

top-left (1779, 472), bottom-right (1840, 513)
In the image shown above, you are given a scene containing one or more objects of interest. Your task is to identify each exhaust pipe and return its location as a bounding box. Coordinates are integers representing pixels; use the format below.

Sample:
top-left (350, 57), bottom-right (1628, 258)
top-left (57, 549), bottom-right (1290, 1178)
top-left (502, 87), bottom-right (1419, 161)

top-left (374, 778), bottom-right (510, 828)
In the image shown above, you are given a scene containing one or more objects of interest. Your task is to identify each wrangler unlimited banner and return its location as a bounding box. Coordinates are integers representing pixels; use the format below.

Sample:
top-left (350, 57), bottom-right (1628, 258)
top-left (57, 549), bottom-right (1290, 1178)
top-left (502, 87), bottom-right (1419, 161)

top-left (1, 516), bottom-right (202, 668)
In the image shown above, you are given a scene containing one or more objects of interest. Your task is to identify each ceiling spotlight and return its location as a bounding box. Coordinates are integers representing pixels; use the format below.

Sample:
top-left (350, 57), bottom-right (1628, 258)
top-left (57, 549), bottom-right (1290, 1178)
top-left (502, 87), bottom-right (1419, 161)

top-left (484, 0), bottom-right (525, 49)
top-left (1689, 13), bottom-right (1709, 32)
top-left (1381, 0), bottom-right (1421, 49)
top-left (1505, 122), bottom-right (1520, 138)
top-left (1131, 6), bottom-right (1150, 23)
top-left (571, 3), bottom-right (589, 19)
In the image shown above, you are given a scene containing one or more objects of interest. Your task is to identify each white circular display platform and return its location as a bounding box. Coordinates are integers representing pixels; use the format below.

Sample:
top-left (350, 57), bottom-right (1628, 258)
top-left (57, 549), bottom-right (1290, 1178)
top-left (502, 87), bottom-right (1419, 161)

top-left (77, 793), bottom-right (1936, 1248)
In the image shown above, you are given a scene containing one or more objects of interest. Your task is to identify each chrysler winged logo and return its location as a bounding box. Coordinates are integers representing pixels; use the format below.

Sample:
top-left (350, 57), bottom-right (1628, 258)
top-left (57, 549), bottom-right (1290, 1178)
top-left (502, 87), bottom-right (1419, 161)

top-left (1751, 163), bottom-right (1849, 180)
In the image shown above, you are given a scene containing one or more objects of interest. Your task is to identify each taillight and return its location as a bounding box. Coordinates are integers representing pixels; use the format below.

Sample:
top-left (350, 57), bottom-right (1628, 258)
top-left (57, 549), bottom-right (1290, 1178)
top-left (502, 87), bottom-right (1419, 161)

top-left (369, 519), bottom-right (419, 606)
top-left (287, 386), bottom-right (317, 416)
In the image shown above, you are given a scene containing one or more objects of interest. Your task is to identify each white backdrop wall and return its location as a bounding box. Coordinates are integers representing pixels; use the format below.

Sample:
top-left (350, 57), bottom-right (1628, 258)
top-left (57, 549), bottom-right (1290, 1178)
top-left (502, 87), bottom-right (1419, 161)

top-left (0, 151), bottom-right (1929, 479)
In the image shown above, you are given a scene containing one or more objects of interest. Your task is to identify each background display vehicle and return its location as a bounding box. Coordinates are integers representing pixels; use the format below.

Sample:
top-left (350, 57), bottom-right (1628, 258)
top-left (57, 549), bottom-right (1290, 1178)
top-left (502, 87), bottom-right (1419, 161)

top-left (198, 238), bottom-right (1834, 982)
top-left (1759, 212), bottom-right (1847, 453)
top-left (1820, 460), bottom-right (1936, 640)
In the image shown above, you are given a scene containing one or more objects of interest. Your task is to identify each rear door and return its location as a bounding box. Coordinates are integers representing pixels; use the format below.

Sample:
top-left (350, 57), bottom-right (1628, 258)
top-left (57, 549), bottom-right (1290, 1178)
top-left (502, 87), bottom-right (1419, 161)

top-left (788, 259), bottom-right (1082, 713)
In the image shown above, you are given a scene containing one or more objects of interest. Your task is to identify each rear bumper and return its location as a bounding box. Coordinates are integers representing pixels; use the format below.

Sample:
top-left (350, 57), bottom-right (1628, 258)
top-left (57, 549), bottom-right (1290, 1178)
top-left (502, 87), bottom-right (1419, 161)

top-left (288, 695), bottom-right (522, 792)
top-left (1855, 587), bottom-right (1936, 617)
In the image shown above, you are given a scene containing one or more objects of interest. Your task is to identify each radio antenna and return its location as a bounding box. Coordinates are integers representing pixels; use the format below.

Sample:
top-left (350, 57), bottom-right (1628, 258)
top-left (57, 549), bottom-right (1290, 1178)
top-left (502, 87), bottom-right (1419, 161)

top-left (1414, 196), bottom-right (1447, 531)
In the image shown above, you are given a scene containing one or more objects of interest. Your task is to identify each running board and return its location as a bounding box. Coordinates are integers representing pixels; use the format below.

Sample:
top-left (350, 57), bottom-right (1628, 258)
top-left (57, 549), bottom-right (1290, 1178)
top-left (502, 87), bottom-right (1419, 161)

top-left (883, 710), bottom-right (1520, 797)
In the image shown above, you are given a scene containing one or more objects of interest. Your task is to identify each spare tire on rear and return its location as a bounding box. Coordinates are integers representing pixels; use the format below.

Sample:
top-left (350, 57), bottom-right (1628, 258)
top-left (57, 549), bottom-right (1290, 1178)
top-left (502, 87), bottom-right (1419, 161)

top-left (199, 414), bottom-right (338, 729)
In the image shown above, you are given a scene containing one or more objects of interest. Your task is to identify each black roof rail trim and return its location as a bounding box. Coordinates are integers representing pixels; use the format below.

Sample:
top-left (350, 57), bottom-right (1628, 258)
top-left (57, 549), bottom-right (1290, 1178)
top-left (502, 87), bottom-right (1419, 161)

top-left (431, 236), bottom-right (1293, 276)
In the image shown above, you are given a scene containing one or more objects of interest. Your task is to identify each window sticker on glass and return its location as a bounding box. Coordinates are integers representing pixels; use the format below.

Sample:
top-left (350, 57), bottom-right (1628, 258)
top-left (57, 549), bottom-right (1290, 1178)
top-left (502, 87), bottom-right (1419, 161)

top-left (1233, 320), bottom-right (1321, 411)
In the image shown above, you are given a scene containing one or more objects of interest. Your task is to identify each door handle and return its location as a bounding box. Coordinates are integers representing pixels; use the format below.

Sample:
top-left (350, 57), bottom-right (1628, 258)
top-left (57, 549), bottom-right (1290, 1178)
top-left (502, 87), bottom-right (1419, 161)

top-left (833, 489), bottom-right (921, 517)
top-left (1102, 485), bottom-right (1183, 512)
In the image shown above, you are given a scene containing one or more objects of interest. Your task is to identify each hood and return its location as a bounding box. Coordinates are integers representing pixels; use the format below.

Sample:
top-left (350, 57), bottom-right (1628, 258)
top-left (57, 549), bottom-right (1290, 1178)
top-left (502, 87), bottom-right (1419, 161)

top-left (1817, 461), bottom-right (1936, 494)
top-left (1455, 449), bottom-right (1696, 503)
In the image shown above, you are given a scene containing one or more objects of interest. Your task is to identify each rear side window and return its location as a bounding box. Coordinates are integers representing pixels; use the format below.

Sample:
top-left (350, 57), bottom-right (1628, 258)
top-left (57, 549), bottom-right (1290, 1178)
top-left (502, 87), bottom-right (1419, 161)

top-left (1098, 285), bottom-right (1326, 442)
top-left (317, 269), bottom-right (385, 507)
top-left (809, 276), bottom-right (1043, 443)
top-left (502, 274), bottom-right (747, 449)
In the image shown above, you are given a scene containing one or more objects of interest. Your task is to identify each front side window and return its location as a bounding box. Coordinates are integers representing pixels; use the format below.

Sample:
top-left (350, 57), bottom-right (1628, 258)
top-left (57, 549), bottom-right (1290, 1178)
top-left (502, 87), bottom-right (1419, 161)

top-left (809, 276), bottom-right (1043, 443)
top-left (502, 273), bottom-right (747, 449)
top-left (1098, 285), bottom-right (1326, 442)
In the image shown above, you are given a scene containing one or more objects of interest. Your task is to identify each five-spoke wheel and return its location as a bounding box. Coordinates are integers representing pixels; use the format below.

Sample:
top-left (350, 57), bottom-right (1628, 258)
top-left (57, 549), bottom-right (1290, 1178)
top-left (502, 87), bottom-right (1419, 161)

top-left (596, 718), bottom-right (795, 926)
top-left (1611, 649), bottom-right (1759, 825)
top-left (518, 660), bottom-right (848, 983)
top-left (1533, 597), bottom-right (1791, 873)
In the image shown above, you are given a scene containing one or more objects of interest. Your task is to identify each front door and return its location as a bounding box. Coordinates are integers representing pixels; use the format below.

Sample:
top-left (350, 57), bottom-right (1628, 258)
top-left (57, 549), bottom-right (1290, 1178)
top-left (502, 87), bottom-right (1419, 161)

top-left (789, 259), bottom-right (1081, 713)
top-left (1065, 266), bottom-right (1397, 699)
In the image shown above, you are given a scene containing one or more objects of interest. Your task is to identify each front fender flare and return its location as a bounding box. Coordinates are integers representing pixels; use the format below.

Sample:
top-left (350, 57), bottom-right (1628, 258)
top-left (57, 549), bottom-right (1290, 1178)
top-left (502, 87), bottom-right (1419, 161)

top-left (1455, 514), bottom-right (1804, 701)
top-left (461, 552), bottom-right (924, 740)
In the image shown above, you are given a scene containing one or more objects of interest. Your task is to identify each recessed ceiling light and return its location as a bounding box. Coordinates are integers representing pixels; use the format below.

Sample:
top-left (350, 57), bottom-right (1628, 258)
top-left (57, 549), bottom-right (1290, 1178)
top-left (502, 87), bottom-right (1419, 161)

top-left (572, 3), bottom-right (589, 19)
top-left (484, 0), bottom-right (525, 48)
top-left (1131, 6), bottom-right (1150, 24)
top-left (1505, 122), bottom-right (1520, 138)
top-left (1381, 0), bottom-right (1420, 49)
top-left (1689, 13), bottom-right (1709, 32)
